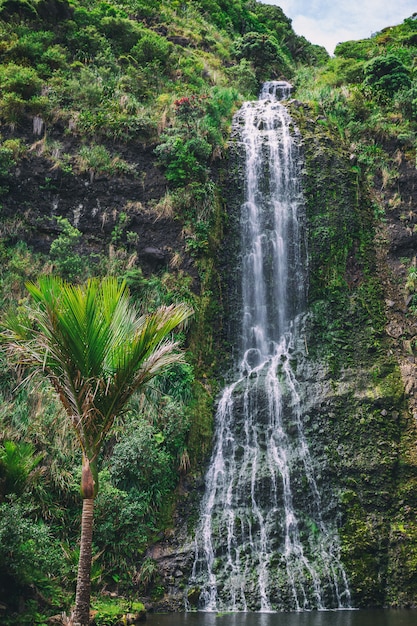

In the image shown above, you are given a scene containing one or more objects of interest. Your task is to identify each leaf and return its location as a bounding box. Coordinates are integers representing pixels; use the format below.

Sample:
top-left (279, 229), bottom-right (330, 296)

top-left (153, 432), bottom-right (165, 445)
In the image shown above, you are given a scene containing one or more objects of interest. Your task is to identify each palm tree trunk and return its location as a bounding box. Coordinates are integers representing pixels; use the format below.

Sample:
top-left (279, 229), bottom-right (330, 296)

top-left (73, 497), bottom-right (94, 626)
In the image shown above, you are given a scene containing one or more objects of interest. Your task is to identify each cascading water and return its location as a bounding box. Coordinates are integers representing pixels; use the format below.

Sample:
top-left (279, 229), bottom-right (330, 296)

top-left (189, 81), bottom-right (351, 612)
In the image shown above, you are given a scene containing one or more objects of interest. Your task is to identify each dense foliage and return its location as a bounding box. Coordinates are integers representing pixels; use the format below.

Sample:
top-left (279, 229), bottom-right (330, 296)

top-left (290, 12), bottom-right (417, 608)
top-left (2, 275), bottom-right (192, 624)
top-left (293, 14), bottom-right (417, 338)
top-left (1, 0), bottom-right (417, 620)
top-left (0, 1), bottom-right (327, 622)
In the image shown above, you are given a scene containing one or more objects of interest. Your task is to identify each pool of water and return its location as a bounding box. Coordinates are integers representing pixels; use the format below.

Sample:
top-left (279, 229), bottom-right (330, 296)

top-left (146, 610), bottom-right (417, 626)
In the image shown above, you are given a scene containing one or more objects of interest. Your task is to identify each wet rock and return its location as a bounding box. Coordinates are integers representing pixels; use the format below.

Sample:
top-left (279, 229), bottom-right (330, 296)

top-left (123, 612), bottom-right (146, 624)
top-left (386, 321), bottom-right (403, 338)
top-left (187, 587), bottom-right (201, 606)
top-left (140, 246), bottom-right (167, 267)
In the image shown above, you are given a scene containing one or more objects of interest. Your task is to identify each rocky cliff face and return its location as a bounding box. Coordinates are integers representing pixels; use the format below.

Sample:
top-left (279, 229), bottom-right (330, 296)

top-left (140, 99), bottom-right (417, 610)
top-left (1, 119), bottom-right (197, 281)
top-left (2, 97), bottom-right (417, 609)
top-left (371, 134), bottom-right (417, 606)
top-left (290, 100), bottom-right (417, 607)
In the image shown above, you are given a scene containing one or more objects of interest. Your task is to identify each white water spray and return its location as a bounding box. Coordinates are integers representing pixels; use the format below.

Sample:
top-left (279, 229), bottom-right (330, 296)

top-left (189, 82), bottom-right (351, 612)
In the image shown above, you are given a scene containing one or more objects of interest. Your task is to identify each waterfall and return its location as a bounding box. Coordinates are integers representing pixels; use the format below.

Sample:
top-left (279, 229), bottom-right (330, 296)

top-left (189, 81), bottom-right (351, 612)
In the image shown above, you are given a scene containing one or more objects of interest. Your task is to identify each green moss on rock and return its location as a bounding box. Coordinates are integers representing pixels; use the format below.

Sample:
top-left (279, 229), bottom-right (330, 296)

top-left (290, 100), bottom-right (417, 607)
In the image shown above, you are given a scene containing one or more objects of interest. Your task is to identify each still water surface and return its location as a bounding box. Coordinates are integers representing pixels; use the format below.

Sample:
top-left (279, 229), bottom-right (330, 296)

top-left (147, 610), bottom-right (417, 626)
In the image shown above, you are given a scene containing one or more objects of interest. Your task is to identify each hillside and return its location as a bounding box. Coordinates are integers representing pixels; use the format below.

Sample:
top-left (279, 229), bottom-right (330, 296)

top-left (1, 0), bottom-right (417, 622)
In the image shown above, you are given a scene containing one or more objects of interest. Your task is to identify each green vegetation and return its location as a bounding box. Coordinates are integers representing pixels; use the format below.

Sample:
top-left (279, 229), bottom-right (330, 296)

top-left (0, 0), bottom-right (325, 141)
top-left (49, 216), bottom-right (84, 280)
top-left (0, 4), bottom-right (324, 619)
top-left (91, 597), bottom-right (145, 625)
top-left (1, 0), bottom-right (417, 620)
top-left (1, 276), bottom-right (192, 623)
top-left (288, 13), bottom-right (417, 607)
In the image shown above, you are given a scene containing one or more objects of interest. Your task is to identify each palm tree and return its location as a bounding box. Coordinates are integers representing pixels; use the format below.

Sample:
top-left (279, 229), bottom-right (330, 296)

top-left (1, 275), bottom-right (192, 625)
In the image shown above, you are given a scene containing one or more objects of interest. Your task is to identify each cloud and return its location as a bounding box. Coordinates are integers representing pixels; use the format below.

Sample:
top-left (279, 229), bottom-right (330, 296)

top-left (291, 15), bottom-right (366, 53)
top-left (262, 0), bottom-right (417, 54)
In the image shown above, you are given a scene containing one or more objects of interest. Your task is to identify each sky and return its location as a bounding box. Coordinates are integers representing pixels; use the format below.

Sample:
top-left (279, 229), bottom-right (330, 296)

top-left (260, 1), bottom-right (417, 54)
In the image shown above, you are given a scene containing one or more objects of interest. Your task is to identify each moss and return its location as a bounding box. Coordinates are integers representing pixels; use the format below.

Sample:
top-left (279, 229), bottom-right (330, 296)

top-left (91, 597), bottom-right (146, 625)
top-left (340, 504), bottom-right (389, 606)
top-left (186, 379), bottom-right (214, 465)
top-left (186, 189), bottom-right (225, 467)
top-left (288, 100), bottom-right (417, 607)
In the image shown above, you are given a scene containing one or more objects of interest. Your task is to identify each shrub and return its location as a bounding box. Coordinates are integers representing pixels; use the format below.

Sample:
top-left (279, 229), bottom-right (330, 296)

top-left (0, 441), bottom-right (43, 498)
top-left (334, 39), bottom-right (374, 60)
top-left (109, 418), bottom-right (176, 499)
top-left (394, 80), bottom-right (417, 118)
top-left (0, 63), bottom-right (42, 99)
top-left (0, 100), bottom-right (24, 127)
top-left (1, 138), bottom-right (25, 160)
top-left (0, 497), bottom-right (62, 611)
top-left (174, 94), bottom-right (208, 127)
top-left (122, 0), bottom-right (160, 18)
top-left (225, 59), bottom-right (258, 98)
top-left (73, 87), bottom-right (158, 141)
top-left (72, 2), bottom-right (125, 28)
top-left (364, 54), bottom-right (411, 96)
top-left (232, 31), bottom-right (291, 80)
top-left (0, 242), bottom-right (43, 304)
top-left (66, 24), bottom-right (111, 59)
top-left (326, 57), bottom-right (365, 85)
top-left (76, 144), bottom-right (136, 180)
top-left (177, 53), bottom-right (205, 87)
top-left (99, 16), bottom-right (143, 52)
top-left (93, 434), bottom-right (181, 580)
top-left (6, 29), bottom-right (55, 64)
top-left (40, 43), bottom-right (68, 71)
top-left (130, 30), bottom-right (172, 65)
top-left (49, 216), bottom-right (85, 281)
top-left (0, 140), bottom-right (16, 193)
top-left (202, 86), bottom-right (240, 146)
top-left (155, 133), bottom-right (211, 184)
top-left (61, 66), bottom-right (105, 108)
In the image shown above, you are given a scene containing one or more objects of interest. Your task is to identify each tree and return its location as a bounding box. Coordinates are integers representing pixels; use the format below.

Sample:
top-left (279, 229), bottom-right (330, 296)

top-left (232, 31), bottom-right (291, 81)
top-left (1, 275), bottom-right (192, 625)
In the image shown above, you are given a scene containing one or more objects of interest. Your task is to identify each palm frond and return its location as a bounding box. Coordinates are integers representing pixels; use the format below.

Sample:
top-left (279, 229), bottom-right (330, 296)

top-left (1, 275), bottom-right (193, 460)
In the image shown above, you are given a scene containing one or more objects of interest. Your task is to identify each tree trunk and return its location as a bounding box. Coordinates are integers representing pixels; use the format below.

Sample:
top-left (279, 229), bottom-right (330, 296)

top-left (73, 497), bottom-right (94, 626)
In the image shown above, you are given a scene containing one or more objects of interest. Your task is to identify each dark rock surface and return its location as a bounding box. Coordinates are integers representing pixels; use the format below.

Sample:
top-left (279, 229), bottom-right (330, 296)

top-left (1, 121), bottom-right (197, 281)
